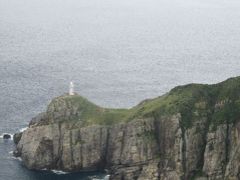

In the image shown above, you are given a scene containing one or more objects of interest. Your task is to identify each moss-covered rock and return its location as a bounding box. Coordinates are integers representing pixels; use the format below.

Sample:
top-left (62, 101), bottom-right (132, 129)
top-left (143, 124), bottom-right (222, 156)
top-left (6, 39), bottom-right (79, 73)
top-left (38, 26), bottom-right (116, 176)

top-left (13, 132), bottom-right (22, 144)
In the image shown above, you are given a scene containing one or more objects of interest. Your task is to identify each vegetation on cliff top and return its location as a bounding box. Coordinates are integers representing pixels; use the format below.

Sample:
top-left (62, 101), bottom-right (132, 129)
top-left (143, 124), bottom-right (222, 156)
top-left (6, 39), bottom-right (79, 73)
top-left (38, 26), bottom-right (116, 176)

top-left (46, 76), bottom-right (240, 129)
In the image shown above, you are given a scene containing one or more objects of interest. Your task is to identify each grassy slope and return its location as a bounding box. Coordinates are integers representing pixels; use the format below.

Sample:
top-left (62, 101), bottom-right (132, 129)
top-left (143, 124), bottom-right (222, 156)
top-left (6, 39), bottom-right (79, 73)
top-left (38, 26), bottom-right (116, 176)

top-left (48, 76), bottom-right (240, 129)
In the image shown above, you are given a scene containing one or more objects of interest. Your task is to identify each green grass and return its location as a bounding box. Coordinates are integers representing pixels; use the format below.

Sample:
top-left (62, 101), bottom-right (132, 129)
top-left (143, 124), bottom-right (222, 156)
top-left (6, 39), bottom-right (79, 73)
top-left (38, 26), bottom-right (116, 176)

top-left (47, 95), bottom-right (130, 126)
top-left (46, 76), bottom-right (240, 129)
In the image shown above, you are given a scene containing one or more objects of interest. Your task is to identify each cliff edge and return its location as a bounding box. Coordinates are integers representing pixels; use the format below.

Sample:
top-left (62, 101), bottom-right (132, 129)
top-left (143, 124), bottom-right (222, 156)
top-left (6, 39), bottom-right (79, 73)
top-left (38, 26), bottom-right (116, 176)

top-left (14, 77), bottom-right (240, 180)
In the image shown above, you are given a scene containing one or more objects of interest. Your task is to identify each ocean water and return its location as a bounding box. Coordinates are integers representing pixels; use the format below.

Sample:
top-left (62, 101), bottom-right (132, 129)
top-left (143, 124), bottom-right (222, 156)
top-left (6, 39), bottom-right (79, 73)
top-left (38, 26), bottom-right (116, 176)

top-left (1, 0), bottom-right (240, 179)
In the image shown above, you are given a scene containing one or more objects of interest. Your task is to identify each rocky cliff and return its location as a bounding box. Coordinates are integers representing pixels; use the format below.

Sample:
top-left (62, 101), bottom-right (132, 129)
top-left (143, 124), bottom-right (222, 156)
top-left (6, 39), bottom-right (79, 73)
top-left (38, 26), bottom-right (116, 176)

top-left (14, 77), bottom-right (240, 180)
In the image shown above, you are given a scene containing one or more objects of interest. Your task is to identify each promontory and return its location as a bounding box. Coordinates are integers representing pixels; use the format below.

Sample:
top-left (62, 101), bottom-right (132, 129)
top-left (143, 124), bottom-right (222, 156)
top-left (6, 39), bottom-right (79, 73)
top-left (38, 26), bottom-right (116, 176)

top-left (14, 76), bottom-right (240, 180)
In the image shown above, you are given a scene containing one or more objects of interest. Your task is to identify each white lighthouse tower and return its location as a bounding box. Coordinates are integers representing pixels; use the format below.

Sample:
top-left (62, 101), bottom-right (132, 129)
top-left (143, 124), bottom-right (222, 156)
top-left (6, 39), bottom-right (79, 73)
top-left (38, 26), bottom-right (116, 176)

top-left (69, 81), bottom-right (74, 95)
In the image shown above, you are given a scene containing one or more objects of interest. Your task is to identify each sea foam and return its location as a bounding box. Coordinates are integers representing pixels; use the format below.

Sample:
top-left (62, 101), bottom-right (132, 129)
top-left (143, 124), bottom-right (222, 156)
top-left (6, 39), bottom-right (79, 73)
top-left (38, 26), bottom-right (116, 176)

top-left (11, 156), bottom-right (22, 161)
top-left (19, 127), bottom-right (28, 132)
top-left (51, 170), bottom-right (69, 175)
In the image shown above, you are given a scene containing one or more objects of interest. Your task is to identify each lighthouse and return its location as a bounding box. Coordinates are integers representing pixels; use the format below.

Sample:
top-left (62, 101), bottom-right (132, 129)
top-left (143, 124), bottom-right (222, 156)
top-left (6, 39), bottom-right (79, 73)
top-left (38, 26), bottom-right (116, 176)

top-left (69, 81), bottom-right (74, 95)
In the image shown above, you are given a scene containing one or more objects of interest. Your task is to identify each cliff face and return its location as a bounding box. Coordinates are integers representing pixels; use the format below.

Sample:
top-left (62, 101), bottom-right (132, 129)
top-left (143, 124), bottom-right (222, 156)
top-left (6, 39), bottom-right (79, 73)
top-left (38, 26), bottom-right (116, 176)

top-left (14, 77), bottom-right (240, 180)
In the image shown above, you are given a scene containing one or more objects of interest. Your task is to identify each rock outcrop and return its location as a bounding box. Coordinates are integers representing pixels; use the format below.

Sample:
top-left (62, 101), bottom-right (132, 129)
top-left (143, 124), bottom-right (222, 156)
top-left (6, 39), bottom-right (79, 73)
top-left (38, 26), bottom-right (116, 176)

top-left (14, 77), bottom-right (240, 180)
top-left (3, 134), bottom-right (11, 139)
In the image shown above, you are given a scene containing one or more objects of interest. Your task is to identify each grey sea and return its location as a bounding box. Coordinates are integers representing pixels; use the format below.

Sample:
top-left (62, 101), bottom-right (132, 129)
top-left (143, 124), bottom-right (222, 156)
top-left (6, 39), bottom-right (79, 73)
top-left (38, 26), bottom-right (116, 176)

top-left (1, 0), bottom-right (240, 179)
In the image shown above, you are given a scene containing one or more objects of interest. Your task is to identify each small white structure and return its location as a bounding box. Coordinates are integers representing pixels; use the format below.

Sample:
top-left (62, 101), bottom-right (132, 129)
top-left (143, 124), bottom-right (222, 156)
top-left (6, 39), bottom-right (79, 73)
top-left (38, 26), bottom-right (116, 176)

top-left (69, 81), bottom-right (74, 95)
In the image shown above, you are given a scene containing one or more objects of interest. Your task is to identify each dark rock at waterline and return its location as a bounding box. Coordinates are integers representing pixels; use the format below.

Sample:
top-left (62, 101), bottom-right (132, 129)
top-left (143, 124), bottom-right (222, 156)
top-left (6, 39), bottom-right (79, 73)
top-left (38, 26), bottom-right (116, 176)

top-left (3, 134), bottom-right (11, 139)
top-left (13, 132), bottom-right (22, 144)
top-left (13, 150), bottom-right (21, 157)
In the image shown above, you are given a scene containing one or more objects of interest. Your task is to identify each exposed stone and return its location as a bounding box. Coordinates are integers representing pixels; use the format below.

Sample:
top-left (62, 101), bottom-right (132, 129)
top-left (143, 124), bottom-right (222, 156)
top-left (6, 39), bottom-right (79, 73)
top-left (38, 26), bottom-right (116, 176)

top-left (3, 134), bottom-right (11, 139)
top-left (13, 132), bottom-right (22, 144)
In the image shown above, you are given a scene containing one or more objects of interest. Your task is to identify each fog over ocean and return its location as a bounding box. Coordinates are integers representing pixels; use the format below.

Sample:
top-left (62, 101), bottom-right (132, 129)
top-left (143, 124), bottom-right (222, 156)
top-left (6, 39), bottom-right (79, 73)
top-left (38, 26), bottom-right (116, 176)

top-left (0, 0), bottom-right (240, 179)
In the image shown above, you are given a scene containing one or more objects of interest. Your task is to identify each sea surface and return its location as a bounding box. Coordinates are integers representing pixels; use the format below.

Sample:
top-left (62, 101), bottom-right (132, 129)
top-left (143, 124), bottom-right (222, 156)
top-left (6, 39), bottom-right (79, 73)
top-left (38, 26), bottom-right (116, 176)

top-left (1, 0), bottom-right (240, 179)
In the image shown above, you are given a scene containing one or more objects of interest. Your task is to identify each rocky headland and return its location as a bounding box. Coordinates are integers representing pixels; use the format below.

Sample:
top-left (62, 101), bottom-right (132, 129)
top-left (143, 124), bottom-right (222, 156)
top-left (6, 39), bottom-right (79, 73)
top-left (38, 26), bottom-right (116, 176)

top-left (14, 77), bottom-right (240, 180)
